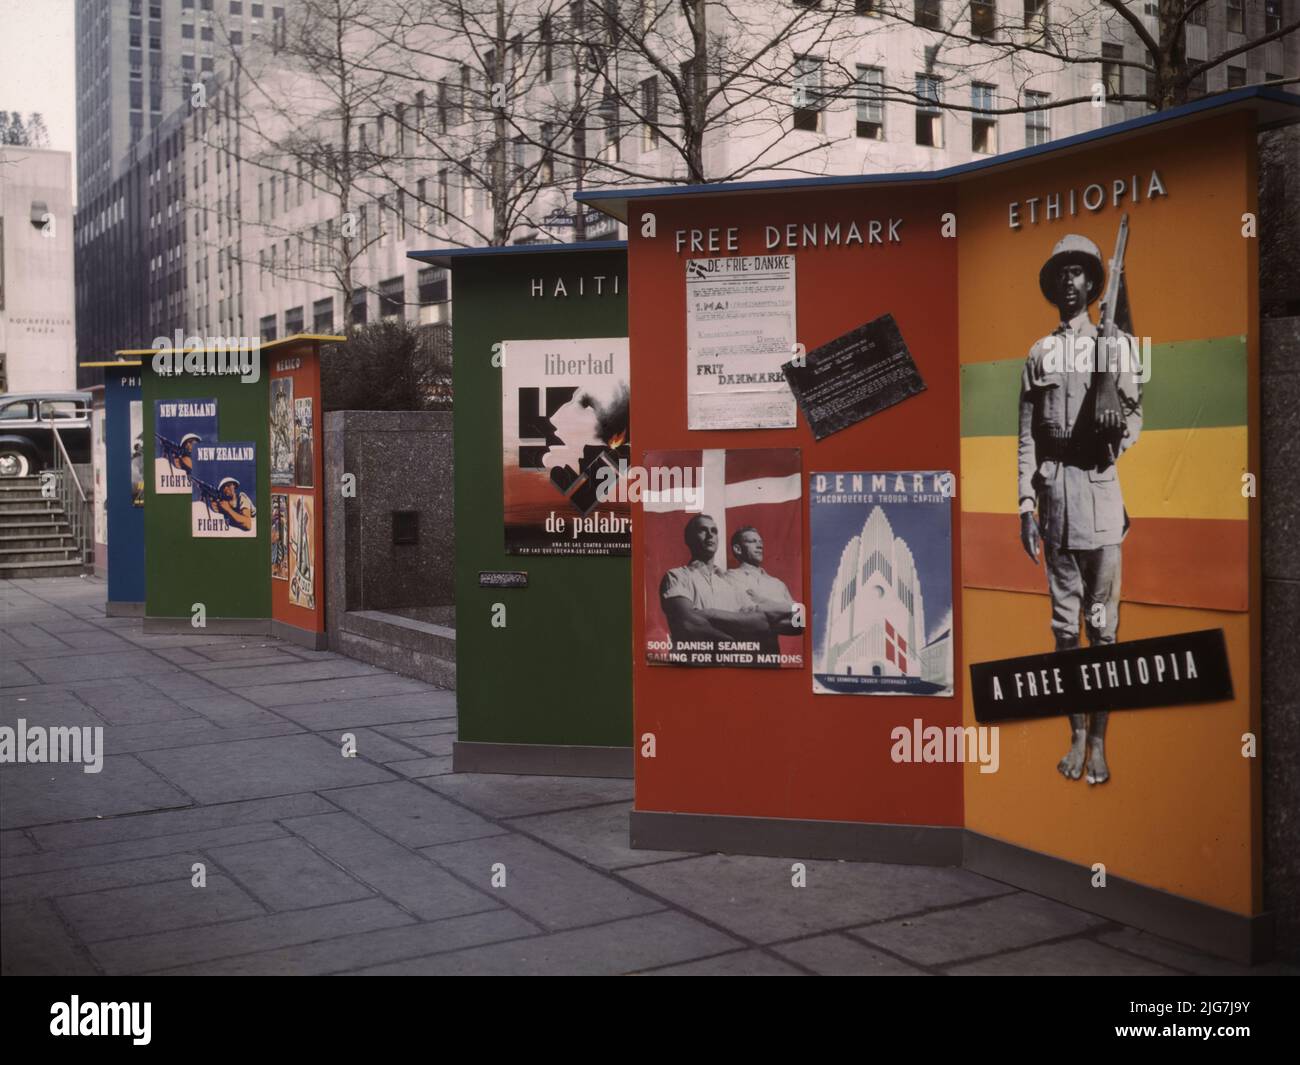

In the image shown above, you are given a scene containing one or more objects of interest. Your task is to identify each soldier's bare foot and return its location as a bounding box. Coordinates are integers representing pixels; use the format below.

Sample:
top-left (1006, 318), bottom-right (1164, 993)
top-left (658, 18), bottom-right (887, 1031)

top-left (1085, 740), bottom-right (1110, 785)
top-left (1057, 732), bottom-right (1087, 780)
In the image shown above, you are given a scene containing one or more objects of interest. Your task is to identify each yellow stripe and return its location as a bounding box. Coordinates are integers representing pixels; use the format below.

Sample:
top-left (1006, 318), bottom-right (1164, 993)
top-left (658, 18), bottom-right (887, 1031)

top-left (960, 426), bottom-right (1249, 522)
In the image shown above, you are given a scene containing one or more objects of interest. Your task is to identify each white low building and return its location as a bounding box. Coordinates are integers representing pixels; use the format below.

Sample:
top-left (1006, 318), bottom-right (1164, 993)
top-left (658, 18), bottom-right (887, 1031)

top-left (1, 147), bottom-right (77, 394)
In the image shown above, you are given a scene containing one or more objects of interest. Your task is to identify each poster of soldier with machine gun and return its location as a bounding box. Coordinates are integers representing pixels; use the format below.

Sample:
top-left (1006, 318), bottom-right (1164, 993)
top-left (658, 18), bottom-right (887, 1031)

top-left (154, 398), bottom-right (218, 494)
top-left (190, 442), bottom-right (258, 538)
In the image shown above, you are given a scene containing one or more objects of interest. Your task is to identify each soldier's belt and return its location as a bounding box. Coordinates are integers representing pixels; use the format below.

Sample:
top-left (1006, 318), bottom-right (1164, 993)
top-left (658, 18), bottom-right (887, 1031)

top-left (1035, 436), bottom-right (1096, 468)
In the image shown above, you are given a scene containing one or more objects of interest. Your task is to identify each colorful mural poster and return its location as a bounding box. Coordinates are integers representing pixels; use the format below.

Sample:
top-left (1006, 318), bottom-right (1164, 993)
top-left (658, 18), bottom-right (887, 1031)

top-left (270, 492), bottom-right (289, 580)
top-left (154, 397), bottom-right (217, 494)
top-left (288, 494), bottom-right (316, 609)
top-left (293, 397), bottom-right (314, 488)
top-left (270, 378), bottom-right (295, 486)
top-left (643, 448), bottom-right (804, 668)
top-left (811, 471), bottom-right (954, 696)
top-left (500, 337), bottom-right (631, 556)
top-left (190, 441), bottom-right (257, 538)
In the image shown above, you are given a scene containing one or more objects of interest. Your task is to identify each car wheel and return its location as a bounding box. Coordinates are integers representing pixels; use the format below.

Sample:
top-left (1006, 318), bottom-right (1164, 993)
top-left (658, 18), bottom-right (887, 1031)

top-left (0, 450), bottom-right (32, 478)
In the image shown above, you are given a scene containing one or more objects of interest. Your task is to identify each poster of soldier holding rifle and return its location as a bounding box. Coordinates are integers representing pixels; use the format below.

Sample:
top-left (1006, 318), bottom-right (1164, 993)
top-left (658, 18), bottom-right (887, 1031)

top-left (1017, 216), bottom-right (1143, 785)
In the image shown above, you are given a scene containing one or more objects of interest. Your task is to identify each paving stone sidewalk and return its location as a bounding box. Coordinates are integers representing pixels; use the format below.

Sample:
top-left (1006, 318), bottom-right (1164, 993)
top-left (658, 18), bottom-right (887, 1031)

top-left (2, 577), bottom-right (1294, 977)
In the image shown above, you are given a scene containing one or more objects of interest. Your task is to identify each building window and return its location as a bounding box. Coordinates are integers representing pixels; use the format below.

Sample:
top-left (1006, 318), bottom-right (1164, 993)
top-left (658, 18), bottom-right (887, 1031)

top-left (1187, 2), bottom-right (1206, 25)
top-left (914, 0), bottom-right (941, 30)
top-left (915, 74), bottom-right (942, 147)
top-left (352, 287), bottom-right (368, 325)
top-left (284, 306), bottom-right (304, 334)
top-left (597, 96), bottom-right (620, 161)
top-left (379, 277), bottom-right (404, 318)
top-left (1102, 43), bottom-right (1123, 99)
top-left (855, 65), bottom-right (884, 139)
top-left (641, 76), bottom-right (659, 150)
top-left (1265, 0), bottom-right (1281, 33)
top-left (1025, 91), bottom-right (1050, 146)
top-left (436, 78), bottom-right (449, 133)
top-left (182, 22), bottom-right (194, 37)
top-left (418, 266), bottom-right (448, 305)
top-left (259, 314), bottom-right (276, 341)
top-left (1227, 0), bottom-right (1243, 33)
top-left (855, 0), bottom-right (878, 14)
top-left (1023, 0), bottom-right (1047, 31)
top-left (792, 55), bottom-right (825, 132)
top-left (541, 15), bottom-right (553, 80)
top-left (971, 0), bottom-right (995, 37)
top-left (1226, 65), bottom-right (1246, 88)
top-left (971, 82), bottom-right (996, 153)
top-left (460, 163), bottom-right (474, 219)
top-left (313, 297), bottom-right (333, 332)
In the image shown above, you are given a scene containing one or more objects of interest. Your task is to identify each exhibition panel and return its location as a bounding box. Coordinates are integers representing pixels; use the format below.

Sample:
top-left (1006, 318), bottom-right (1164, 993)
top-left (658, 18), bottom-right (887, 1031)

top-left (574, 87), bottom-right (1297, 961)
top-left (120, 335), bottom-right (339, 641)
top-left (80, 358), bottom-right (145, 614)
top-left (409, 243), bottom-right (634, 776)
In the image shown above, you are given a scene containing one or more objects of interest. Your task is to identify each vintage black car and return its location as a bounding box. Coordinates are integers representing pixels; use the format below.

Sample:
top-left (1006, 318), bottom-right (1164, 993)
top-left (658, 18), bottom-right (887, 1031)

top-left (0, 392), bottom-right (94, 478)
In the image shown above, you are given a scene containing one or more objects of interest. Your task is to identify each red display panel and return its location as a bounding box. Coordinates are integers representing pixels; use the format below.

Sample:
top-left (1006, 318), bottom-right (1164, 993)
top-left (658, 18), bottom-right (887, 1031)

top-left (627, 185), bottom-right (963, 826)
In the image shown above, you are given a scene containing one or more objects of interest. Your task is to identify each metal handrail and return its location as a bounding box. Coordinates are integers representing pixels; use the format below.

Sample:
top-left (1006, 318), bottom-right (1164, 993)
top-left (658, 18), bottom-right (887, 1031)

top-left (50, 425), bottom-right (87, 503)
top-left (49, 424), bottom-right (91, 564)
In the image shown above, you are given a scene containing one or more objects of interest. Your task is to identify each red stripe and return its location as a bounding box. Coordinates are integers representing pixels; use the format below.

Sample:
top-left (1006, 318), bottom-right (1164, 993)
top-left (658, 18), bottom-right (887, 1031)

top-left (725, 447), bottom-right (801, 484)
top-left (961, 512), bottom-right (1249, 611)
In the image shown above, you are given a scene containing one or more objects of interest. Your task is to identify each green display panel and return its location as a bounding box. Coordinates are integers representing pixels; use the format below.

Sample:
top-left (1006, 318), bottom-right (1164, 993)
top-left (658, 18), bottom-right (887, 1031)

top-left (142, 363), bottom-right (271, 623)
top-left (449, 247), bottom-right (631, 748)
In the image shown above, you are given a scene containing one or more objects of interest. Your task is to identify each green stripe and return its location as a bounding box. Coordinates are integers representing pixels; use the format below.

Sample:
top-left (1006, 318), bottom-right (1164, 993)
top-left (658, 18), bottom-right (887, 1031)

top-left (961, 335), bottom-right (1247, 437)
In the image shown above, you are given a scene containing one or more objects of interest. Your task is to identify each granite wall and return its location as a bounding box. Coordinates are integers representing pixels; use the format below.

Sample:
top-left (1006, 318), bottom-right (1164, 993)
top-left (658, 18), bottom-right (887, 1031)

top-left (1260, 121), bottom-right (1299, 964)
top-left (1262, 315), bottom-right (1298, 963)
top-left (323, 410), bottom-right (454, 637)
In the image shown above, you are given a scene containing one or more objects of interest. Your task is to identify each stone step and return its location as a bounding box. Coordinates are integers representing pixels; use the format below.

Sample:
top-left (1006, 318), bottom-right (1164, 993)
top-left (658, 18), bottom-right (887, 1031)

top-left (0, 489), bottom-right (47, 501)
top-left (334, 622), bottom-right (456, 690)
top-left (0, 521), bottom-right (71, 537)
top-left (0, 559), bottom-right (89, 579)
top-left (0, 534), bottom-right (77, 549)
top-left (340, 609), bottom-right (456, 661)
top-left (0, 546), bottom-right (81, 564)
top-left (0, 503), bottom-right (65, 517)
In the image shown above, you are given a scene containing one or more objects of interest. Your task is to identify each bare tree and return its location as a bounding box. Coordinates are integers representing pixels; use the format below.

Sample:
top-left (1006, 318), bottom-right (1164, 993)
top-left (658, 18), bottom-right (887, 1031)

top-left (574, 0), bottom-right (873, 185)
top-left (364, 0), bottom-right (609, 246)
top-left (183, 0), bottom-right (410, 334)
top-left (861, 0), bottom-right (1299, 123)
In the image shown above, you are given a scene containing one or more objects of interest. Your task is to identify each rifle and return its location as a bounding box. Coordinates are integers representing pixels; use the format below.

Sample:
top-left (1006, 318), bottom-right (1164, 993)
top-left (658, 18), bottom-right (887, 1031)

top-left (1091, 213), bottom-right (1129, 465)
top-left (155, 432), bottom-right (189, 466)
top-left (190, 475), bottom-right (225, 509)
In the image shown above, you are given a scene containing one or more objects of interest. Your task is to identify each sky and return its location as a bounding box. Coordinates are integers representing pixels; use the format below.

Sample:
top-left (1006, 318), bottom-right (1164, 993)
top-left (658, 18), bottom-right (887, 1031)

top-left (0, 0), bottom-right (77, 199)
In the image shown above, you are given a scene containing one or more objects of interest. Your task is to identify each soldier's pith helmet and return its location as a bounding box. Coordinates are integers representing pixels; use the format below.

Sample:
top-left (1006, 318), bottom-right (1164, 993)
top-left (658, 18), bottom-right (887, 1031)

top-left (217, 476), bottom-right (240, 493)
top-left (1039, 234), bottom-right (1105, 304)
top-left (180, 432), bottom-right (201, 447)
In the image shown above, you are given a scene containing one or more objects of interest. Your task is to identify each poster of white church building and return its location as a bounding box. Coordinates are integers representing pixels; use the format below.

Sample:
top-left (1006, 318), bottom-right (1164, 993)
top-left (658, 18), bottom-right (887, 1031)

top-left (811, 471), bottom-right (954, 696)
